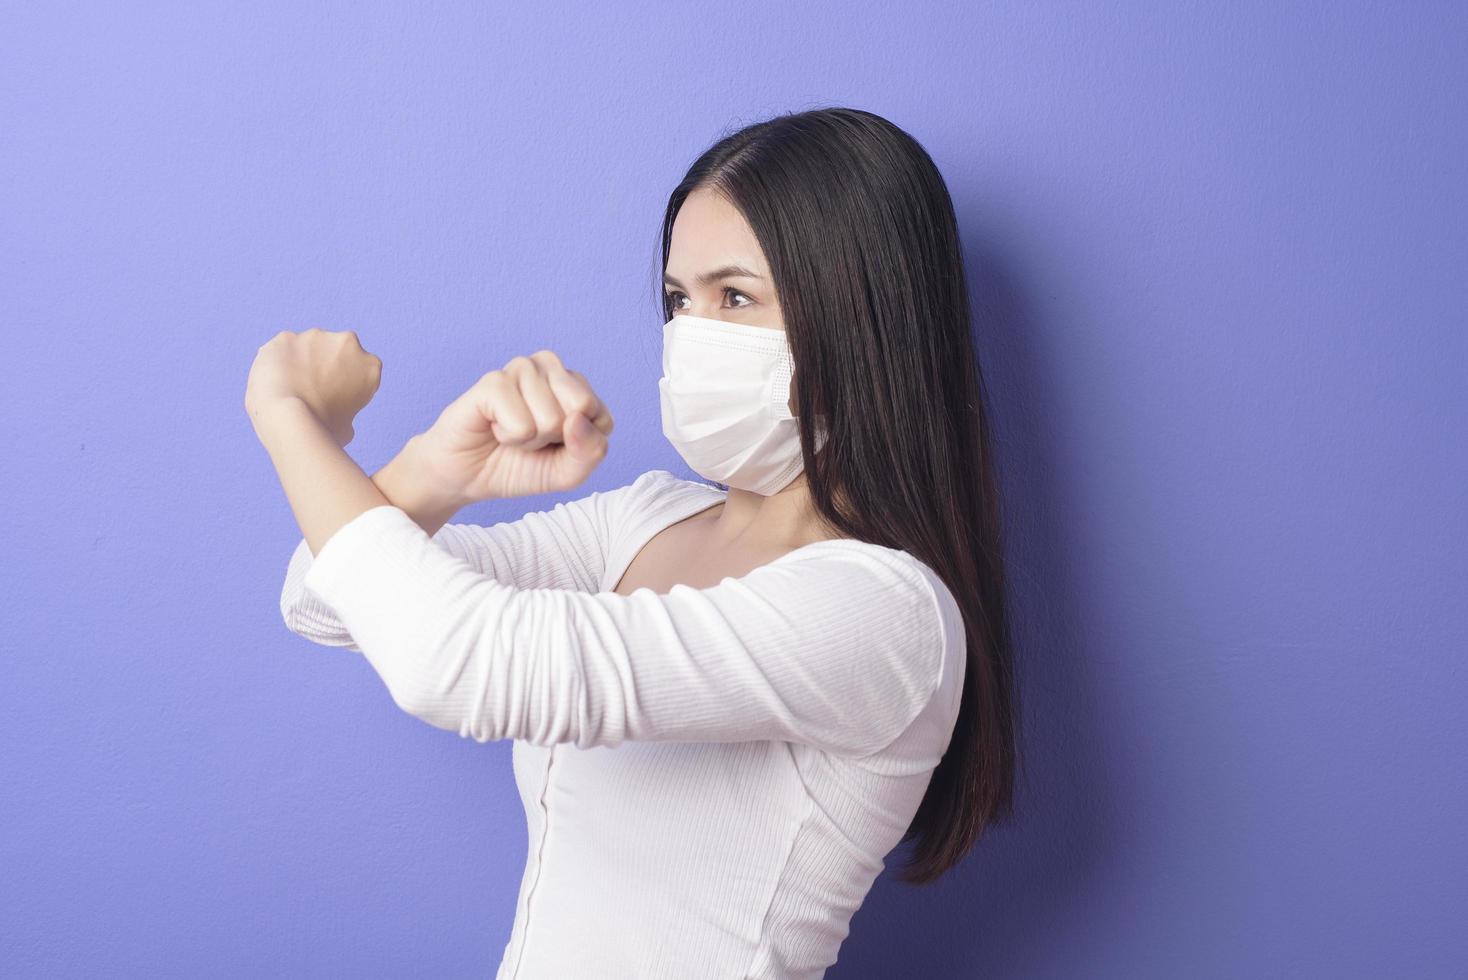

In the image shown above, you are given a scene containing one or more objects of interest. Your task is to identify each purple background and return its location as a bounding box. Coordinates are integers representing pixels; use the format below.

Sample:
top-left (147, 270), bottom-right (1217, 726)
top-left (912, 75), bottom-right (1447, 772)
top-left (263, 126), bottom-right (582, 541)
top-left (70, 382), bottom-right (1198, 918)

top-left (2, 2), bottom-right (1464, 977)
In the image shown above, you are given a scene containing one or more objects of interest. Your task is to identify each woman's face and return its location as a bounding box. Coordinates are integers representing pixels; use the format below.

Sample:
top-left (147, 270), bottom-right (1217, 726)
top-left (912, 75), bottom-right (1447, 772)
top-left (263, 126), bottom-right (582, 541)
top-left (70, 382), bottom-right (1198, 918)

top-left (663, 186), bottom-right (795, 409)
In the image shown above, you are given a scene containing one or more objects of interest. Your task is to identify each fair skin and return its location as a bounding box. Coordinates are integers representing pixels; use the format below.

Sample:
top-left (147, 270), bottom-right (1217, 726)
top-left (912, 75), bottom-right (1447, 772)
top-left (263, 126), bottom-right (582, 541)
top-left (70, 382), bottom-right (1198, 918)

top-left (245, 185), bottom-right (838, 586)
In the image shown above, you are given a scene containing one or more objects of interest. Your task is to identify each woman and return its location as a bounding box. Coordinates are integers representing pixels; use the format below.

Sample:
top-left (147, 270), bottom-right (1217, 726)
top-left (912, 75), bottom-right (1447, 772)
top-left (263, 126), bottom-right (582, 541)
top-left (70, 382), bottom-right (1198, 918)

top-left (248, 106), bottom-right (1017, 979)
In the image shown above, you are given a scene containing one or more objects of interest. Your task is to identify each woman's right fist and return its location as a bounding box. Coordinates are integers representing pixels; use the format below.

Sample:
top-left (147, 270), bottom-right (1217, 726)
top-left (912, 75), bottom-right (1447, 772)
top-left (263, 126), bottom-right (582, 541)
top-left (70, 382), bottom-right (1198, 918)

top-left (410, 350), bottom-right (614, 504)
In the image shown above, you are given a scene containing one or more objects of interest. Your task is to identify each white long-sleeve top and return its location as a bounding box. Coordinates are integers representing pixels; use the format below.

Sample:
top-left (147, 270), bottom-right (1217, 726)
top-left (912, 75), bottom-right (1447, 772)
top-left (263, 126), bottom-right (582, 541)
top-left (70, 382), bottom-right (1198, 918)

top-left (279, 468), bottom-right (966, 979)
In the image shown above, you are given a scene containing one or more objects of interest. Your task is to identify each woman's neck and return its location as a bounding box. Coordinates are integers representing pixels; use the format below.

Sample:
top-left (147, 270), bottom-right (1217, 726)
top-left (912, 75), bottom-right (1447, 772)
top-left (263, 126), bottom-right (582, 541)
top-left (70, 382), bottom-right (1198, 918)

top-left (704, 473), bottom-right (843, 551)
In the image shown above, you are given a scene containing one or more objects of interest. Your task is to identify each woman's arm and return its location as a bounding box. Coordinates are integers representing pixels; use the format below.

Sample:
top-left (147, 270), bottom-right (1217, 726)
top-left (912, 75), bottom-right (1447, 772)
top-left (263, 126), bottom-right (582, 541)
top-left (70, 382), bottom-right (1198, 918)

top-left (253, 397), bottom-right (417, 556)
top-left (280, 465), bottom-right (649, 650)
top-left (246, 329), bottom-right (612, 568)
top-left (296, 501), bottom-right (958, 766)
top-left (269, 420), bottom-right (468, 652)
top-left (369, 436), bottom-right (469, 539)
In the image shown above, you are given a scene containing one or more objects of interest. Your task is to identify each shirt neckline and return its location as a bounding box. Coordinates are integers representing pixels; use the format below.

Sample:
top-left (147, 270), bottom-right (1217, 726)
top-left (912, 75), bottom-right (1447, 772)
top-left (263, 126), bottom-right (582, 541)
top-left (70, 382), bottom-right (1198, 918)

top-left (602, 473), bottom-right (885, 594)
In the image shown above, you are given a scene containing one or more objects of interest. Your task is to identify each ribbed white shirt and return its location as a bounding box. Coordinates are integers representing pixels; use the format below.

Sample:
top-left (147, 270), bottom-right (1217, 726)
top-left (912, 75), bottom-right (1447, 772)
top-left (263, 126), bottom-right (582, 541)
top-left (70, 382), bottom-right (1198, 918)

top-left (279, 468), bottom-right (965, 979)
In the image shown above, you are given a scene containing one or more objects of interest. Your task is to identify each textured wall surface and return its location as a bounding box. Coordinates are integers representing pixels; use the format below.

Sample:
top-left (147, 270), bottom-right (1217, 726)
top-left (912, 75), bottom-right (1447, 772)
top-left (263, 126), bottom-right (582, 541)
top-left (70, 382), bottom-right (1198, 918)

top-left (2, 2), bottom-right (1463, 977)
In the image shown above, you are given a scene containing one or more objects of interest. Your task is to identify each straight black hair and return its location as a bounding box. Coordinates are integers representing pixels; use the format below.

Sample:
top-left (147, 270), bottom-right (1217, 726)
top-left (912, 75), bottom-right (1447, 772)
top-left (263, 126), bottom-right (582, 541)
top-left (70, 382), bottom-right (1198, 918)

top-left (652, 106), bottom-right (1019, 883)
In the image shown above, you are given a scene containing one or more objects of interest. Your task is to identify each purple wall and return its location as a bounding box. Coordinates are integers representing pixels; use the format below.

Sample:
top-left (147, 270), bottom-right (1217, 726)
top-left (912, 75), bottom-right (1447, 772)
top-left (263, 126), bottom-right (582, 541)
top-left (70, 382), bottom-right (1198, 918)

top-left (2, 2), bottom-right (1464, 976)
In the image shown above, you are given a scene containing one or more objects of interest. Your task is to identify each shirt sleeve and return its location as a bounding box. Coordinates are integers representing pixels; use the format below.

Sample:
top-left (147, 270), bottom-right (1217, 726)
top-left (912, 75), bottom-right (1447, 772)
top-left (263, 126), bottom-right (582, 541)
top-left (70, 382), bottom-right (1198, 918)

top-left (297, 503), bottom-right (949, 760)
top-left (279, 472), bottom-right (653, 652)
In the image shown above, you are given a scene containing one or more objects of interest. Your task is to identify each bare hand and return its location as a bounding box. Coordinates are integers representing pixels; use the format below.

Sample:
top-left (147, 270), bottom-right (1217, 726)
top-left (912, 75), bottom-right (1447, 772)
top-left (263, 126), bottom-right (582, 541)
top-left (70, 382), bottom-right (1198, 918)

top-left (411, 350), bottom-right (614, 503)
top-left (245, 329), bottom-right (382, 447)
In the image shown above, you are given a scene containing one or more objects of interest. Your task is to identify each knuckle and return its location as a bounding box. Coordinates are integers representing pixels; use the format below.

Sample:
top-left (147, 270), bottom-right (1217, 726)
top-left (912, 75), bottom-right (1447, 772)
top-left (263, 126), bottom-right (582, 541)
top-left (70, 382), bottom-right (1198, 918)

top-left (503, 417), bottom-right (535, 438)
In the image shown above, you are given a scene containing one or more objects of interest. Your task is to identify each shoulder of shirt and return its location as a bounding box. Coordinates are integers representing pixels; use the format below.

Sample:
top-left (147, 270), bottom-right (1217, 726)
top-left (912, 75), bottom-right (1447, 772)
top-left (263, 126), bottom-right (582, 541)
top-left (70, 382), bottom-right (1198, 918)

top-left (612, 468), bottom-right (726, 516)
top-left (556, 468), bottom-right (713, 515)
top-left (636, 467), bottom-right (726, 497)
top-left (777, 539), bottom-right (966, 758)
top-left (788, 542), bottom-right (966, 761)
top-left (791, 539), bottom-right (963, 665)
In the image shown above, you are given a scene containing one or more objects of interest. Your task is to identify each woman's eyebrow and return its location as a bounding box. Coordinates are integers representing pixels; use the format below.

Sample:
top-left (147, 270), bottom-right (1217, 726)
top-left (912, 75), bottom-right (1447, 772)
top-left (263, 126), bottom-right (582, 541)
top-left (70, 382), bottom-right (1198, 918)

top-left (663, 265), bottom-right (765, 288)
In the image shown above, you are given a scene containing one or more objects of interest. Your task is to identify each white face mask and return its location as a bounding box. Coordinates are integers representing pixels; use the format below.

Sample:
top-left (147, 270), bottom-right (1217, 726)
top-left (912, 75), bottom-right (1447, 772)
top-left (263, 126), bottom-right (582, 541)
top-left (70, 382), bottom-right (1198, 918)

top-left (657, 313), bottom-right (828, 495)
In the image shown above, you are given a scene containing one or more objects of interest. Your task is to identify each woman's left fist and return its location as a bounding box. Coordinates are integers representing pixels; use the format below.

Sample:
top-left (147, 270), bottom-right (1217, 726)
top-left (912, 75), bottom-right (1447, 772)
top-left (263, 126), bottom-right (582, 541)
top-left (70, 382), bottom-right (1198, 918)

top-left (245, 328), bottom-right (382, 446)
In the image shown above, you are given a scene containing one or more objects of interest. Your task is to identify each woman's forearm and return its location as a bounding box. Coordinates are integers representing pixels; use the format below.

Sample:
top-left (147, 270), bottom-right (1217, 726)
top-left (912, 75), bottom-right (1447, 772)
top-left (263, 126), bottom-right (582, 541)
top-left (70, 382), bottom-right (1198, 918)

top-left (254, 398), bottom-right (473, 554)
top-left (253, 397), bottom-right (395, 556)
top-left (369, 436), bottom-right (471, 539)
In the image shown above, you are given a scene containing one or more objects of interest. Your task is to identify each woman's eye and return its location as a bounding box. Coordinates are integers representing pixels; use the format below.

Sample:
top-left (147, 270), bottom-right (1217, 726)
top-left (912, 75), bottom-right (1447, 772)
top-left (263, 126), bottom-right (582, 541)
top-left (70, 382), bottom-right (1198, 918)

top-left (665, 288), bottom-right (752, 310)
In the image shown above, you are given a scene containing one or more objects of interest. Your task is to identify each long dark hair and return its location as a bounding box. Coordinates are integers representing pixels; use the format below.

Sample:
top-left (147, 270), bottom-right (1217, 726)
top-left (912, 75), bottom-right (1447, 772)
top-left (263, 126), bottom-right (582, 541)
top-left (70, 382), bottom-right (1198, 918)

top-left (652, 107), bottom-right (1019, 884)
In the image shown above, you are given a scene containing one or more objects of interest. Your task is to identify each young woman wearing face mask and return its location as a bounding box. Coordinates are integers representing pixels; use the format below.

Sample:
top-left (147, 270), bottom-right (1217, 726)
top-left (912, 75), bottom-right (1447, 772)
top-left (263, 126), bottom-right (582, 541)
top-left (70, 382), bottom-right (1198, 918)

top-left (248, 107), bottom-right (1017, 979)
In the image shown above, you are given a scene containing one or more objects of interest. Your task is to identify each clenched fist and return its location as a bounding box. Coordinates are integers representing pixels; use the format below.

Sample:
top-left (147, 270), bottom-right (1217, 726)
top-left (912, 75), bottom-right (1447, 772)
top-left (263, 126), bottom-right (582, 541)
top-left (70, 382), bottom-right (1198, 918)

top-left (245, 328), bottom-right (382, 447)
top-left (410, 350), bottom-right (614, 504)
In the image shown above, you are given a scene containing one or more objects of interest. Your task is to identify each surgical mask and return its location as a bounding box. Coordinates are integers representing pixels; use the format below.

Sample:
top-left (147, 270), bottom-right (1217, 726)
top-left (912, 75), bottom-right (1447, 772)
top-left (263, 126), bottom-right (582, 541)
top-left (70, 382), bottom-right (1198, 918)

top-left (657, 313), bottom-right (828, 495)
